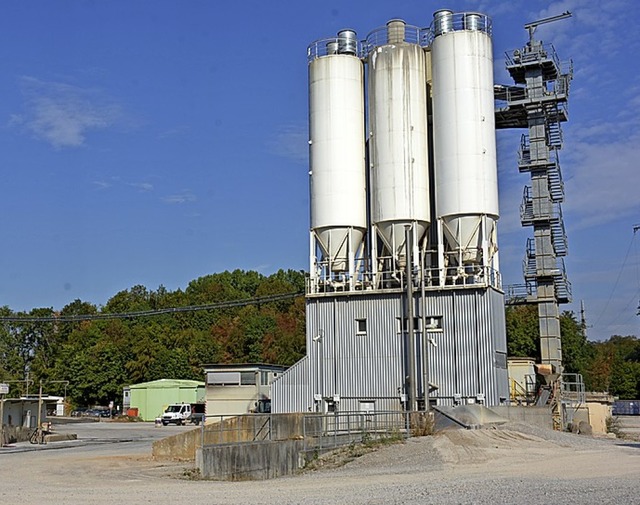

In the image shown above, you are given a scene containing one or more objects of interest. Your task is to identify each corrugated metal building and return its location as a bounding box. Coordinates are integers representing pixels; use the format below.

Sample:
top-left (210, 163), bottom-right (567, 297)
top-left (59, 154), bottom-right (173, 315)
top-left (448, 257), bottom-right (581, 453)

top-left (272, 287), bottom-right (509, 413)
top-left (128, 379), bottom-right (205, 421)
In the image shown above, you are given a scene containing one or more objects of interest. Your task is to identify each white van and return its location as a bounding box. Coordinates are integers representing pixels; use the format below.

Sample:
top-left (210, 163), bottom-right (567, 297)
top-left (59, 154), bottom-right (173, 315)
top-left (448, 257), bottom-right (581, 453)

top-left (161, 403), bottom-right (192, 426)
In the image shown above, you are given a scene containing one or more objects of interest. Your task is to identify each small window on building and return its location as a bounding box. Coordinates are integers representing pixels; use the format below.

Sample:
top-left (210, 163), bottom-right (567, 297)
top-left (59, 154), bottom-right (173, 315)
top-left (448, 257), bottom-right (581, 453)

top-left (356, 318), bottom-right (367, 335)
top-left (425, 316), bottom-right (443, 332)
top-left (260, 371), bottom-right (269, 386)
top-left (240, 371), bottom-right (256, 386)
top-left (208, 372), bottom-right (241, 386)
top-left (359, 400), bottom-right (375, 414)
top-left (396, 317), bottom-right (422, 333)
top-left (495, 352), bottom-right (507, 369)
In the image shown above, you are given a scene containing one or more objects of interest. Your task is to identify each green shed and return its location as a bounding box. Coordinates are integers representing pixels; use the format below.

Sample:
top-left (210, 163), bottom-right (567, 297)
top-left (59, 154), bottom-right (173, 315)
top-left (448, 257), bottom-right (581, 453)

top-left (128, 379), bottom-right (205, 421)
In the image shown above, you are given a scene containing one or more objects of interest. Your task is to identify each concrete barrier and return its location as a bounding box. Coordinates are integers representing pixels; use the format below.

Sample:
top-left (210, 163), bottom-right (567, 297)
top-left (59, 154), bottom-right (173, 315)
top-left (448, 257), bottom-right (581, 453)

top-left (152, 413), bottom-right (323, 461)
top-left (152, 427), bottom-right (201, 460)
top-left (199, 439), bottom-right (307, 480)
top-left (44, 433), bottom-right (77, 443)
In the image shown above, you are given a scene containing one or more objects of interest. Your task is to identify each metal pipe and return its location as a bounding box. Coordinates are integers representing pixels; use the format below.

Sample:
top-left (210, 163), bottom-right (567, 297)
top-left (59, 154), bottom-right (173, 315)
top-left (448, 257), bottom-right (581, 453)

top-left (405, 225), bottom-right (417, 411)
top-left (421, 250), bottom-right (430, 413)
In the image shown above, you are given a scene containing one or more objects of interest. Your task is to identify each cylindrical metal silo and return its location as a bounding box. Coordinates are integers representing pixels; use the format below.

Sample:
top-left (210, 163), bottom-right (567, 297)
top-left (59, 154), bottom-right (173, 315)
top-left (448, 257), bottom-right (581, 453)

top-left (308, 31), bottom-right (367, 275)
top-left (366, 20), bottom-right (431, 268)
top-left (431, 11), bottom-right (498, 267)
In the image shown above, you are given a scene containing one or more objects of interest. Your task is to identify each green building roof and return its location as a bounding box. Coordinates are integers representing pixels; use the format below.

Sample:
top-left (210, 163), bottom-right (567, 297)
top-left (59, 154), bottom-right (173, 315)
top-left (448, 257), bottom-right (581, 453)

top-left (129, 378), bottom-right (204, 390)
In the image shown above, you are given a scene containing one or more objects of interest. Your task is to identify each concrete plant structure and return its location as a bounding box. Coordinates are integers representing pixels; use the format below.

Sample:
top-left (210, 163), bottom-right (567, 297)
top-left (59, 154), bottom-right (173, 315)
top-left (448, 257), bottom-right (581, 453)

top-left (273, 11), bottom-right (512, 414)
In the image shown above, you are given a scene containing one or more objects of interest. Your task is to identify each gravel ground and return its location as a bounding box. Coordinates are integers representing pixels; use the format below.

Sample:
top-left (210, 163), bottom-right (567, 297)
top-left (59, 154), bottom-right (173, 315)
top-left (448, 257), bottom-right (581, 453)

top-left (1, 420), bottom-right (639, 504)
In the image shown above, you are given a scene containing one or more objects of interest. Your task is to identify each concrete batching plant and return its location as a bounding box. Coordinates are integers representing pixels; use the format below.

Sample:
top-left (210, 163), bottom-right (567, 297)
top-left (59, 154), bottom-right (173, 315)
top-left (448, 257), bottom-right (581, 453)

top-left (272, 10), bottom-right (510, 413)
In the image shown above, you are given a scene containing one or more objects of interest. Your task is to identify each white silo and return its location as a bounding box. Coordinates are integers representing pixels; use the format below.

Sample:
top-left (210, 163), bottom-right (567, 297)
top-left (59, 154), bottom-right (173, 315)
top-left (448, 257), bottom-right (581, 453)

top-left (366, 20), bottom-right (431, 277)
top-left (308, 30), bottom-right (367, 291)
top-left (430, 11), bottom-right (499, 281)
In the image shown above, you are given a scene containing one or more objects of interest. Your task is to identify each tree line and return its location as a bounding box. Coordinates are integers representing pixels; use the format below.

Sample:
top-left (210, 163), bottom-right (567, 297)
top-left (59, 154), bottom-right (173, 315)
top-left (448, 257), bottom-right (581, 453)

top-left (506, 305), bottom-right (640, 399)
top-left (1, 271), bottom-right (637, 409)
top-left (0, 269), bottom-right (306, 408)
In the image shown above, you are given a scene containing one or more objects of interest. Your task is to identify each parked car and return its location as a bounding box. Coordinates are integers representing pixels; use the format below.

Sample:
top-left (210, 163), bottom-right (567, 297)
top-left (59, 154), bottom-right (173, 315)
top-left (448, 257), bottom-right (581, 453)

top-left (86, 407), bottom-right (111, 418)
top-left (71, 407), bottom-right (89, 417)
top-left (189, 403), bottom-right (205, 425)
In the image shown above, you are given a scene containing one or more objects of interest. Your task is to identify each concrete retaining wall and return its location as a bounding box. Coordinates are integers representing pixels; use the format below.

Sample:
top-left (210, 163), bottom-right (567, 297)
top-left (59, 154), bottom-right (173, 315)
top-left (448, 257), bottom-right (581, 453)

top-left (152, 427), bottom-right (201, 460)
top-left (491, 406), bottom-right (553, 430)
top-left (199, 439), bottom-right (306, 480)
top-left (152, 413), bottom-right (323, 461)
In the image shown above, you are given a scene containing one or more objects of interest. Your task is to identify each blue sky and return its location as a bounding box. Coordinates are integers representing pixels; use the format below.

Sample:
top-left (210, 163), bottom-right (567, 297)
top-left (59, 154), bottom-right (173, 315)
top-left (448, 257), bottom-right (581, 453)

top-left (0, 0), bottom-right (638, 341)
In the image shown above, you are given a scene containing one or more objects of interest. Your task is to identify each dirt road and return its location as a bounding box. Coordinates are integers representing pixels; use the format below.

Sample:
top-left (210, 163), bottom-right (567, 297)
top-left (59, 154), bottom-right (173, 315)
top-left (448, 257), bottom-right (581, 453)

top-left (1, 421), bottom-right (639, 504)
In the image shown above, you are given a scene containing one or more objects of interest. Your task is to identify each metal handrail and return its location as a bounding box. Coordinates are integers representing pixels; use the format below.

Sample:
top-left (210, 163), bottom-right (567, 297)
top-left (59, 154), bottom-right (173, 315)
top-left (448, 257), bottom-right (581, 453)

top-left (494, 82), bottom-right (569, 107)
top-left (520, 187), bottom-right (565, 222)
top-left (200, 411), bottom-right (423, 451)
top-left (425, 11), bottom-right (492, 45)
top-left (505, 42), bottom-right (562, 72)
top-left (307, 37), bottom-right (362, 61)
top-left (363, 23), bottom-right (423, 56)
top-left (308, 264), bottom-right (502, 294)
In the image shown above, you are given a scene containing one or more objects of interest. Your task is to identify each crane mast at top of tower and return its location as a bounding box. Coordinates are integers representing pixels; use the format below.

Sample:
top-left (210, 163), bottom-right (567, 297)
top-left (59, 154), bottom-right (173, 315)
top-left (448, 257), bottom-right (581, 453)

top-left (524, 11), bottom-right (572, 43)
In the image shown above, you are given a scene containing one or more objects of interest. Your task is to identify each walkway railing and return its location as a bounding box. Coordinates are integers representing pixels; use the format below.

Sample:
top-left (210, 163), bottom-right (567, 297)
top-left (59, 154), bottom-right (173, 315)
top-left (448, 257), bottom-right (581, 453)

top-left (200, 411), bottom-right (432, 451)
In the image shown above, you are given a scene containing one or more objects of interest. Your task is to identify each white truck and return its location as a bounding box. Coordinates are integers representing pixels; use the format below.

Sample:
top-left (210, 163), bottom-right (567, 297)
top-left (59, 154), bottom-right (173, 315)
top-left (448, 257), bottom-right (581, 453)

top-left (160, 403), bottom-right (205, 426)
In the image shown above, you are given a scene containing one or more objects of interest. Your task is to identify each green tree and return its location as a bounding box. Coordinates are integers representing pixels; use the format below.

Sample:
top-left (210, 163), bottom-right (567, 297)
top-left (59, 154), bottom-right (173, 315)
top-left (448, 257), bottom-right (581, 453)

top-left (11, 269), bottom-right (306, 404)
top-left (505, 304), bottom-right (539, 358)
top-left (0, 306), bottom-right (23, 381)
top-left (559, 310), bottom-right (592, 375)
top-left (584, 336), bottom-right (640, 398)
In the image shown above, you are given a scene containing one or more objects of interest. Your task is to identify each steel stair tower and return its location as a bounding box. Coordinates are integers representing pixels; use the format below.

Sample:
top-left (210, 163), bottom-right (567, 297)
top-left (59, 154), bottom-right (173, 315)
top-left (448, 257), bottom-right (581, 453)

top-left (495, 13), bottom-right (573, 375)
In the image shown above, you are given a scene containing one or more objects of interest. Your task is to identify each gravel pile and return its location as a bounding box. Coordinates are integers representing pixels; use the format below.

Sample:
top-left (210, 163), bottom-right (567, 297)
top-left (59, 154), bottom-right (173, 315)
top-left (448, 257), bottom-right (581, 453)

top-left (3, 420), bottom-right (639, 505)
top-left (282, 421), bottom-right (640, 505)
top-left (496, 420), bottom-right (624, 448)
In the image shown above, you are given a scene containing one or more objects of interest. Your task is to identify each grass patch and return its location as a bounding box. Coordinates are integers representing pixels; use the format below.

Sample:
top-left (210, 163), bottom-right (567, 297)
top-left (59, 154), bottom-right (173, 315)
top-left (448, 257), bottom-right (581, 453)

top-left (181, 467), bottom-right (202, 480)
top-left (303, 432), bottom-right (406, 472)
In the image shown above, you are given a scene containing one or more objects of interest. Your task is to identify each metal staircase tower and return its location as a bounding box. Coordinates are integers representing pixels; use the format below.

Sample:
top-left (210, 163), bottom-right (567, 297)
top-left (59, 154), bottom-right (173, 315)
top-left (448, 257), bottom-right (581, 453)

top-left (495, 14), bottom-right (573, 375)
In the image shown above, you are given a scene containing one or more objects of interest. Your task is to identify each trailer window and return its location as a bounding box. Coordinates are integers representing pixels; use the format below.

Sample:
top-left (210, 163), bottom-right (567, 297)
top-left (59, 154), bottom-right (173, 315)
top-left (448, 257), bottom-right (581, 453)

top-left (240, 371), bottom-right (255, 386)
top-left (207, 372), bottom-right (240, 386)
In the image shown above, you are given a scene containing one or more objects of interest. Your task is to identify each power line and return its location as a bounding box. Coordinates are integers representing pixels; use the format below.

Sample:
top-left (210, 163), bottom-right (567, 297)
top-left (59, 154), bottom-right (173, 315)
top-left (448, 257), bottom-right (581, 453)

top-left (593, 229), bottom-right (638, 329)
top-left (0, 291), bottom-right (304, 323)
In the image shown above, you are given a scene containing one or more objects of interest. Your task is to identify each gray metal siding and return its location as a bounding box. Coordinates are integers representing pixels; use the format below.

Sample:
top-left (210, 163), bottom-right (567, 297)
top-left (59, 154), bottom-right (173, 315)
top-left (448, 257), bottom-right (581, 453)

top-left (271, 356), bottom-right (312, 413)
top-left (273, 287), bottom-right (509, 412)
top-left (312, 295), bottom-right (405, 401)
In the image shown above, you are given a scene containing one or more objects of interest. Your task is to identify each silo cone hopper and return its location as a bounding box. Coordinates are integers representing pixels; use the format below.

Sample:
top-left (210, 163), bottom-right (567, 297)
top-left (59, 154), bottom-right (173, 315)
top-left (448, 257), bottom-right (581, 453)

top-left (315, 227), bottom-right (365, 273)
top-left (442, 215), bottom-right (483, 265)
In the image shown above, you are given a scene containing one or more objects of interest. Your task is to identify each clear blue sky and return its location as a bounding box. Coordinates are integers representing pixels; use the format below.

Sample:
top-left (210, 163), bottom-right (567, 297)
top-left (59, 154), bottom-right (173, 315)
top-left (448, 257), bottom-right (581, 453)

top-left (0, 0), bottom-right (638, 341)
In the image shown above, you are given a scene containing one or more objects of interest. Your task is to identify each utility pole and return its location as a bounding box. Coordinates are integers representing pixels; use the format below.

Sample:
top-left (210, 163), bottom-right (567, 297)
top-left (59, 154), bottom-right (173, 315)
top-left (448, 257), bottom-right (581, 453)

top-left (36, 381), bottom-right (43, 439)
top-left (635, 225), bottom-right (640, 315)
top-left (0, 383), bottom-right (8, 447)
